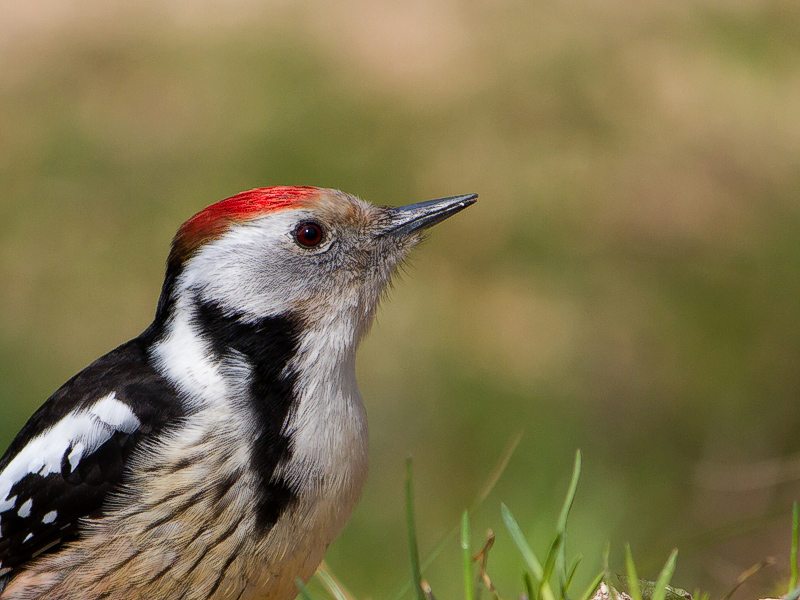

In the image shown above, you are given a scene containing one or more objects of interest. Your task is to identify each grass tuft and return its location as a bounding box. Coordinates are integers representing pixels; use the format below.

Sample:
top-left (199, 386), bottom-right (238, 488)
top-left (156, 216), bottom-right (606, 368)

top-left (304, 450), bottom-right (800, 600)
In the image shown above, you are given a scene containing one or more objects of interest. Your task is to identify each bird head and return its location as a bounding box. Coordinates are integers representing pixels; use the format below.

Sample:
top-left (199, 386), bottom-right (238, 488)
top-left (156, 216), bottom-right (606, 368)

top-left (153, 187), bottom-right (476, 348)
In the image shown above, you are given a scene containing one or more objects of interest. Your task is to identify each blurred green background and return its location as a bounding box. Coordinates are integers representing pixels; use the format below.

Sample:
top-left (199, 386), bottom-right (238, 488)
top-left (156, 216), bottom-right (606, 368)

top-left (2, 1), bottom-right (800, 598)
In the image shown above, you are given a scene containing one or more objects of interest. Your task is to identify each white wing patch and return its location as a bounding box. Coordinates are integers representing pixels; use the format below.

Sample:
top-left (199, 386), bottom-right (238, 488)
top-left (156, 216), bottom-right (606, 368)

top-left (88, 395), bottom-right (141, 433)
top-left (0, 392), bottom-right (141, 518)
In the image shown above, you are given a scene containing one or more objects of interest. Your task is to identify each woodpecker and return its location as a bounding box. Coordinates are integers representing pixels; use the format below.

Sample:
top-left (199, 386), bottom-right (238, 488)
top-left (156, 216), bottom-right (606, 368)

top-left (0, 187), bottom-right (476, 600)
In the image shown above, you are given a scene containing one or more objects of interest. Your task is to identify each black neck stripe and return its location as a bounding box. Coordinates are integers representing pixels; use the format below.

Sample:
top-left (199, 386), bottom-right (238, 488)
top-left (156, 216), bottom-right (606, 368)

top-left (194, 300), bottom-right (302, 532)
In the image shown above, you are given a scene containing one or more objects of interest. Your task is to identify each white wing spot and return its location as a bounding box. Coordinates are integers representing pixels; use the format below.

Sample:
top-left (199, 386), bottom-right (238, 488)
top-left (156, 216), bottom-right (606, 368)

top-left (0, 392), bottom-right (141, 507)
top-left (67, 442), bottom-right (86, 472)
top-left (17, 498), bottom-right (32, 518)
top-left (42, 510), bottom-right (57, 524)
top-left (23, 533), bottom-right (32, 543)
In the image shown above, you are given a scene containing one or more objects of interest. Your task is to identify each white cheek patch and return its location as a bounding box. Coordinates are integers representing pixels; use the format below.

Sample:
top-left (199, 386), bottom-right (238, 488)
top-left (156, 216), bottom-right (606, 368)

top-left (0, 392), bottom-right (141, 512)
top-left (150, 298), bottom-right (230, 407)
top-left (180, 212), bottom-right (304, 318)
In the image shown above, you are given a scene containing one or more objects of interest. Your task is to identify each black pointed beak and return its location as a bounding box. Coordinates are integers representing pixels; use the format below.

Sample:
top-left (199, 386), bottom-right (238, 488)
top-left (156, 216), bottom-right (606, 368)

top-left (382, 193), bottom-right (478, 236)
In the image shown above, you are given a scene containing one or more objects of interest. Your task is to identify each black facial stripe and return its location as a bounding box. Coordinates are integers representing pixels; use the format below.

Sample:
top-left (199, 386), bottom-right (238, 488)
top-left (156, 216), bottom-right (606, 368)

top-left (194, 300), bottom-right (302, 532)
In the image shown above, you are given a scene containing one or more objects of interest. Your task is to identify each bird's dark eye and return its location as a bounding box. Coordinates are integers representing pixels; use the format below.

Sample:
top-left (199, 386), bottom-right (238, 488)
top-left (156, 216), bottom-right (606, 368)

top-left (294, 221), bottom-right (325, 248)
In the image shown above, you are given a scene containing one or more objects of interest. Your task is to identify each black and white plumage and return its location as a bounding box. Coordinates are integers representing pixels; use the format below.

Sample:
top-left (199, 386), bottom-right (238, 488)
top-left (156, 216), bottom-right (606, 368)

top-left (0, 186), bottom-right (476, 600)
top-left (0, 337), bottom-right (184, 575)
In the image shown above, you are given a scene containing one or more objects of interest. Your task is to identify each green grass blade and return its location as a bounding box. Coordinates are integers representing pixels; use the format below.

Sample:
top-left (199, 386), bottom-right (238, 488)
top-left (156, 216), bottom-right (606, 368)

top-left (564, 555), bottom-right (583, 595)
top-left (690, 590), bottom-right (703, 600)
top-left (650, 549), bottom-right (678, 600)
top-left (524, 573), bottom-right (535, 600)
top-left (501, 503), bottom-right (556, 600)
top-left (557, 450), bottom-right (582, 591)
top-left (317, 569), bottom-right (349, 600)
top-left (541, 533), bottom-right (564, 591)
top-left (557, 450), bottom-right (582, 532)
top-left (297, 579), bottom-right (325, 600)
top-left (602, 541), bottom-right (612, 587)
top-left (406, 458), bottom-right (425, 600)
top-left (791, 501), bottom-right (799, 593)
top-left (501, 503), bottom-right (544, 579)
top-left (624, 544), bottom-right (642, 600)
top-left (578, 572), bottom-right (604, 600)
top-left (462, 511), bottom-right (475, 600)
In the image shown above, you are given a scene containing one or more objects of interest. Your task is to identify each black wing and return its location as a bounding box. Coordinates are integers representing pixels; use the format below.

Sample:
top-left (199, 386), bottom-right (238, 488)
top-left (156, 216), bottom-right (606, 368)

top-left (0, 335), bottom-right (184, 576)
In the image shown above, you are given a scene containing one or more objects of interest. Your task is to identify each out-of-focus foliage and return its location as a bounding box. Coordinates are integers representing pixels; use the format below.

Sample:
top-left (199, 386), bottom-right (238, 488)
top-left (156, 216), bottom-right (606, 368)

top-left (1, 1), bottom-right (799, 597)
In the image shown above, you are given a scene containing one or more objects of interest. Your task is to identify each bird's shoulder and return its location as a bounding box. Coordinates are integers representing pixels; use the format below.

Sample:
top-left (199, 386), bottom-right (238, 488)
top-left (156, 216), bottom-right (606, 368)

top-left (0, 334), bottom-right (185, 576)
